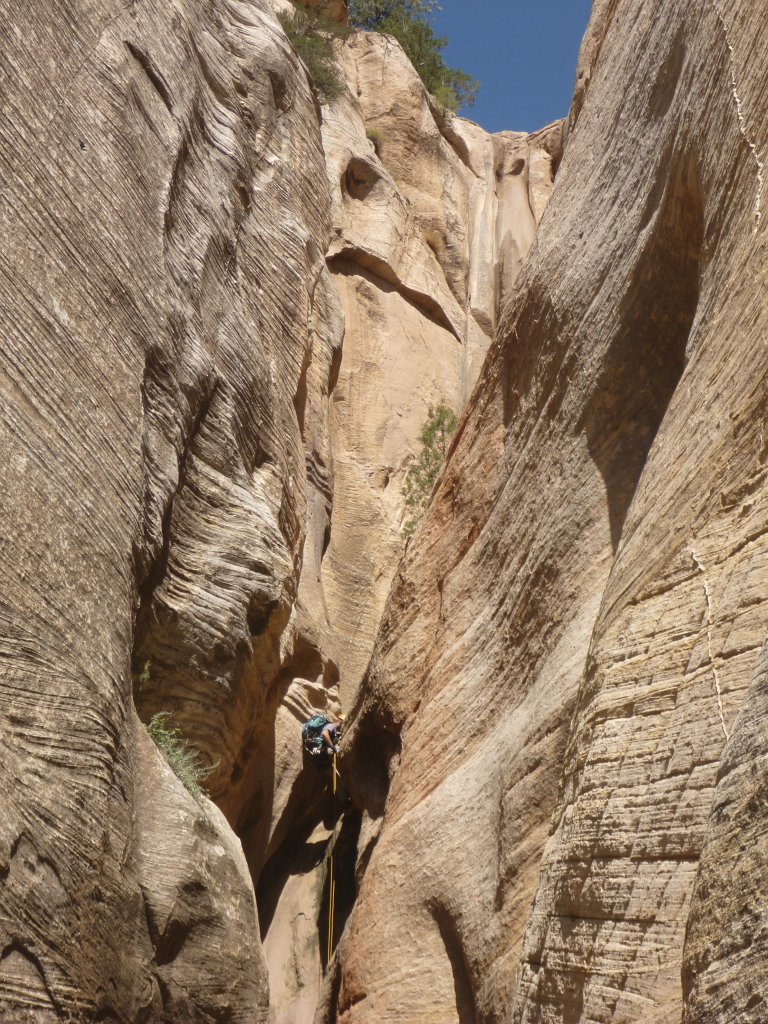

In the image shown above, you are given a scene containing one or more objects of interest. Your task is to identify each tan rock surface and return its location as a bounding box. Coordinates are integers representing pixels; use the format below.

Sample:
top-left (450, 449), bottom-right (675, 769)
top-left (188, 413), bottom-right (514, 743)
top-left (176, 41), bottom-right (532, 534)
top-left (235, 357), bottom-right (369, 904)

top-left (261, 820), bottom-right (331, 1024)
top-left (255, 25), bottom-right (559, 1018)
top-left (0, 0), bottom-right (558, 1019)
top-left (133, 725), bottom-right (265, 1021)
top-left (0, 0), bottom-right (340, 1017)
top-left (682, 641), bottom-right (768, 1023)
top-left (329, 1), bottom-right (768, 1022)
top-left (320, 30), bottom-right (560, 700)
top-left (335, 30), bottom-right (562, 399)
top-left (15, 0), bottom-right (766, 1019)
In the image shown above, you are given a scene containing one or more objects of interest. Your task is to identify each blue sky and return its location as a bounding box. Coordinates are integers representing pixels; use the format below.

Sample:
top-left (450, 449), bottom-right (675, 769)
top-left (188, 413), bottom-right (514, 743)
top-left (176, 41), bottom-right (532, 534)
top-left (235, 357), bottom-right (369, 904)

top-left (434, 0), bottom-right (593, 133)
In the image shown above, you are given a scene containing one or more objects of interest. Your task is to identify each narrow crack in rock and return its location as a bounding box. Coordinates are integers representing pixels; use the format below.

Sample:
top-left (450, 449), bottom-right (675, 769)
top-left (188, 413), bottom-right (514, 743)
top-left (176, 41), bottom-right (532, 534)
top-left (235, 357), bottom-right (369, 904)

top-left (691, 547), bottom-right (729, 741)
top-left (711, 0), bottom-right (764, 230)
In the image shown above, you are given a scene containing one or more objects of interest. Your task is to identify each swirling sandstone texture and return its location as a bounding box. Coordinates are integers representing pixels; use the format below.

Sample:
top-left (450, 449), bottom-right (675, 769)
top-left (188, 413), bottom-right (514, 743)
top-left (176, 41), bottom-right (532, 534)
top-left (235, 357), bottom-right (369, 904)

top-left (0, 0), bottom-right (554, 1020)
top-left (332, 1), bottom-right (768, 1022)
top-left (0, 0), bottom-right (303, 1017)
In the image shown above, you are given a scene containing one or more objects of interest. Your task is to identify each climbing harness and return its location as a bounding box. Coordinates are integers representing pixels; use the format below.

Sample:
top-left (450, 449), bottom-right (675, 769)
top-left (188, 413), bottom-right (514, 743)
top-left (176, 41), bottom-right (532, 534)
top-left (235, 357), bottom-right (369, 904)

top-left (327, 750), bottom-right (338, 963)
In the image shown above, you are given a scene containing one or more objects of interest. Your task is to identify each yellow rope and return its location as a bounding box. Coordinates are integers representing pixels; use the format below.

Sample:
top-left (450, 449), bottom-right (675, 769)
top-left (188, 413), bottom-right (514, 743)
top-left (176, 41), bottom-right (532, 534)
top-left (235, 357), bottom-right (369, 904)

top-left (327, 751), bottom-right (337, 964)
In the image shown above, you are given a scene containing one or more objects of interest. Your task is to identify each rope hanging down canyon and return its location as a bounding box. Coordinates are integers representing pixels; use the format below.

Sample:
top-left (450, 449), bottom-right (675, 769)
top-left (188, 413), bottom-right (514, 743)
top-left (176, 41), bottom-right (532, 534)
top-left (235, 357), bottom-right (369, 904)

top-left (327, 752), bottom-right (338, 964)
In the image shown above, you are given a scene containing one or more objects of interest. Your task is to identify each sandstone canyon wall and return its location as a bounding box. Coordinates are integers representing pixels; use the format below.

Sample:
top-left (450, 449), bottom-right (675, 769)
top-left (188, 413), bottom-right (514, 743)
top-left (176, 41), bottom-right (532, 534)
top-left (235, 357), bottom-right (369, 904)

top-left (319, 30), bottom-right (561, 701)
top-left (252, 10), bottom-right (560, 1019)
top-left (0, 0), bottom-right (554, 1020)
top-left (5, 0), bottom-right (768, 1020)
top-left (332, 1), bottom-right (768, 1023)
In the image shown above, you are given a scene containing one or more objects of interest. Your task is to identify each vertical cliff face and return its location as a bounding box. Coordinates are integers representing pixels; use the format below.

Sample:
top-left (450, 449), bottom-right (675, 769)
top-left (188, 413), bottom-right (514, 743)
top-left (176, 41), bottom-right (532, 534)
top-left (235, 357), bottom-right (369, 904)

top-left (0, 0), bottom-right (351, 1016)
top-left (333, 1), bottom-right (768, 1022)
top-left (319, 29), bottom-right (562, 700)
top-left (9, 0), bottom-right (766, 1020)
top-left (0, 0), bottom-right (555, 1019)
top-left (255, 14), bottom-right (560, 1021)
top-left (0, 0), bottom-right (308, 1017)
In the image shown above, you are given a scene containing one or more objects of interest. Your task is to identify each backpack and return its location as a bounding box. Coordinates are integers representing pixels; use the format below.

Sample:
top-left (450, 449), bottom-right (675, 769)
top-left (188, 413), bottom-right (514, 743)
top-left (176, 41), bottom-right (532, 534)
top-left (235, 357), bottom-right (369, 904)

top-left (302, 714), bottom-right (329, 751)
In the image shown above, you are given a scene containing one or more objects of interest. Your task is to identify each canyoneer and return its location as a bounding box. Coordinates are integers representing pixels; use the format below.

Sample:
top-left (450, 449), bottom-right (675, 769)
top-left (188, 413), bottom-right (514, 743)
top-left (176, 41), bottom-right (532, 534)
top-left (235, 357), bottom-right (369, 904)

top-left (302, 711), bottom-right (344, 769)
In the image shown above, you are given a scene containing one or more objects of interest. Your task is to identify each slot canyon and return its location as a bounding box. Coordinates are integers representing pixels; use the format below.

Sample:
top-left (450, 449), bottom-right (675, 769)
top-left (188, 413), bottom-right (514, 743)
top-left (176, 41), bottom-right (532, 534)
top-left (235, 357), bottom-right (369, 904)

top-left (1, 0), bottom-right (767, 1022)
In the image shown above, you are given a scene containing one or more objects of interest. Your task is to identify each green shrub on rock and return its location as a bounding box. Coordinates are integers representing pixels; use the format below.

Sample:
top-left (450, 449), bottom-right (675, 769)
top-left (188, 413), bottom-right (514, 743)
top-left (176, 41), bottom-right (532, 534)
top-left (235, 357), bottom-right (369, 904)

top-left (146, 712), bottom-right (215, 801)
top-left (403, 402), bottom-right (457, 535)
top-left (278, 6), bottom-right (348, 103)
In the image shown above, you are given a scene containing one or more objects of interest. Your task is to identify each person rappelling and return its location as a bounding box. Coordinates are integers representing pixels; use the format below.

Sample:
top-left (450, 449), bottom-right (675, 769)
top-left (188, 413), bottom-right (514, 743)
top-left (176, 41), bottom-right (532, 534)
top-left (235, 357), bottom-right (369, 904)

top-left (301, 711), bottom-right (351, 963)
top-left (302, 711), bottom-right (344, 768)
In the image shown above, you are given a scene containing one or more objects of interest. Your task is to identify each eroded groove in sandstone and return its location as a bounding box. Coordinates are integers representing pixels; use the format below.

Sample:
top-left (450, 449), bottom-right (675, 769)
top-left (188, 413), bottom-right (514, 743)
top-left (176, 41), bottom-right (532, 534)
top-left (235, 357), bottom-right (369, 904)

top-left (429, 903), bottom-right (479, 1024)
top-left (579, 151), bottom-right (703, 551)
top-left (0, 0), bottom-right (562, 1016)
top-left (328, 250), bottom-right (461, 339)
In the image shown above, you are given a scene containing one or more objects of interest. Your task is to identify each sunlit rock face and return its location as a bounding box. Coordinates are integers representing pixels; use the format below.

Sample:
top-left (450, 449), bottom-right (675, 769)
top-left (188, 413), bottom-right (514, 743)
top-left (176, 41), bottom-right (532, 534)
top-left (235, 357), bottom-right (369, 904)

top-left (255, 16), bottom-right (560, 1023)
top-left (0, 0), bottom-right (331, 1016)
top-left (11, 0), bottom-right (768, 1018)
top-left (320, 29), bottom-right (562, 703)
top-left (331, 1), bottom-right (768, 1022)
top-left (0, 0), bottom-right (556, 1019)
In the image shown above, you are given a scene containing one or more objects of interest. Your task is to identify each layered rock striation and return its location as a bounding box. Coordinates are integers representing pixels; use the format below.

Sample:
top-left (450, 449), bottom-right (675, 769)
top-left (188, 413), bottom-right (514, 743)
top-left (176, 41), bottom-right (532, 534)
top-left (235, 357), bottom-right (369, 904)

top-left (0, 0), bottom-right (306, 1015)
top-left (0, 0), bottom-right (555, 1020)
top-left (9, 0), bottom-right (765, 1019)
top-left (333, 1), bottom-right (768, 1022)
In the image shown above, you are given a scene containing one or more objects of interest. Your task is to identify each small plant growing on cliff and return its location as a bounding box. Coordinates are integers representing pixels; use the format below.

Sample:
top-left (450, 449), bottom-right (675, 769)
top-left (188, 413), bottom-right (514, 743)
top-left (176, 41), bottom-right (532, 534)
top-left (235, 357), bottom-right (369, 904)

top-left (278, 6), bottom-right (348, 103)
top-left (403, 402), bottom-right (457, 535)
top-left (146, 712), bottom-right (215, 801)
top-left (348, 0), bottom-right (478, 112)
top-left (366, 126), bottom-right (384, 156)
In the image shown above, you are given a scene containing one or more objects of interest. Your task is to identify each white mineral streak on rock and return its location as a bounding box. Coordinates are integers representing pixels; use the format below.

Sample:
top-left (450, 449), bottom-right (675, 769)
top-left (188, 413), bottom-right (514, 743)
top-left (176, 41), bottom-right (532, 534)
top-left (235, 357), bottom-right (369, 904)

top-left (710, 0), bottom-right (764, 229)
top-left (690, 547), bottom-right (729, 741)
